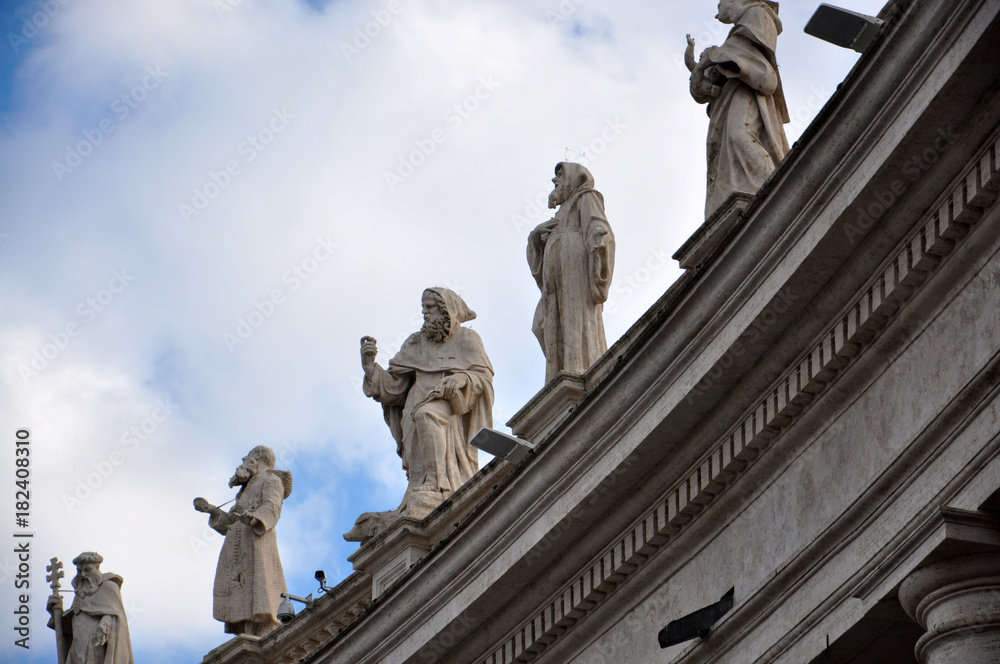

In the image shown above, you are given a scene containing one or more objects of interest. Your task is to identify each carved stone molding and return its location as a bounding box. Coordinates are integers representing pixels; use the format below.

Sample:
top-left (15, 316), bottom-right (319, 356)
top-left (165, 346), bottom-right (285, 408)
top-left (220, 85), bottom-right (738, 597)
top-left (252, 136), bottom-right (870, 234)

top-left (899, 553), bottom-right (1000, 663)
top-left (477, 132), bottom-right (1000, 664)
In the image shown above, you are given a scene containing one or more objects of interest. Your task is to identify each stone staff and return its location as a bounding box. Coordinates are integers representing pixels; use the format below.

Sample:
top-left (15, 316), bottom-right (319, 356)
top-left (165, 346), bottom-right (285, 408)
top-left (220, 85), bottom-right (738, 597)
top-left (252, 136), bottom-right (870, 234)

top-left (46, 557), bottom-right (69, 664)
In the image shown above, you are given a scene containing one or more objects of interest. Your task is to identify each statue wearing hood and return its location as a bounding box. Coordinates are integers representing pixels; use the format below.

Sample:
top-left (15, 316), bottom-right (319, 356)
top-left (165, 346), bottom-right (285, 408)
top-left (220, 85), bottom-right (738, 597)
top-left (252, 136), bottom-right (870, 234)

top-left (528, 161), bottom-right (615, 383)
top-left (686, 0), bottom-right (789, 218)
top-left (348, 288), bottom-right (494, 541)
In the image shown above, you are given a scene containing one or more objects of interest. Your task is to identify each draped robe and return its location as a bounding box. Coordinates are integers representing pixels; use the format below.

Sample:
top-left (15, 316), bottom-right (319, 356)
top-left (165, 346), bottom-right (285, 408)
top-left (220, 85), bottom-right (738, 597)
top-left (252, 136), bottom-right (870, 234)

top-left (210, 470), bottom-right (289, 636)
top-left (50, 573), bottom-right (134, 664)
top-left (691, 4), bottom-right (790, 218)
top-left (364, 288), bottom-right (494, 513)
top-left (528, 164), bottom-right (615, 383)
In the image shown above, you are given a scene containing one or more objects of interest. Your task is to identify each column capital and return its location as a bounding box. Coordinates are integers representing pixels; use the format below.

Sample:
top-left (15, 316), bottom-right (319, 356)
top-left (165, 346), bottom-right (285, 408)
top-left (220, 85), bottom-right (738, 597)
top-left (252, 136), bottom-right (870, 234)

top-left (899, 553), bottom-right (1000, 663)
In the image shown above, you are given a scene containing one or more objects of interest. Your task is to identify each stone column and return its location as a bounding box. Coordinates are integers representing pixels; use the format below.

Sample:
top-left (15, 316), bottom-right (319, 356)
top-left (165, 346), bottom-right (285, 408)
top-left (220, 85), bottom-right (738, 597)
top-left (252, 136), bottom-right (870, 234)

top-left (898, 553), bottom-right (1000, 663)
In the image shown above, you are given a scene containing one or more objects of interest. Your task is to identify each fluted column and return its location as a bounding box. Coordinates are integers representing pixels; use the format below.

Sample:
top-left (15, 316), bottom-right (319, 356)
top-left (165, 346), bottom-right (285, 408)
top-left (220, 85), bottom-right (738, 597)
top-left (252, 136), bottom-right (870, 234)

top-left (898, 553), bottom-right (1000, 663)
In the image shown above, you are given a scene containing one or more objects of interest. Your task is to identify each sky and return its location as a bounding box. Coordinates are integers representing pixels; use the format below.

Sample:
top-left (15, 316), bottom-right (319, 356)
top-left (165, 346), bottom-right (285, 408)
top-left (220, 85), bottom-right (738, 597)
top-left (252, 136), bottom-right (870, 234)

top-left (0, 0), bottom-right (887, 662)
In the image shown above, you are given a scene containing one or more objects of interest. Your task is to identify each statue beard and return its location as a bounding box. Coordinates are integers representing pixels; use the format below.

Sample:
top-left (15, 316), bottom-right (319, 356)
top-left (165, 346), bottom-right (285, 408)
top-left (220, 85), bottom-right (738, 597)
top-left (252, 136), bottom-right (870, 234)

top-left (229, 460), bottom-right (257, 488)
top-left (548, 182), bottom-right (569, 209)
top-left (72, 571), bottom-right (102, 598)
top-left (421, 313), bottom-right (450, 343)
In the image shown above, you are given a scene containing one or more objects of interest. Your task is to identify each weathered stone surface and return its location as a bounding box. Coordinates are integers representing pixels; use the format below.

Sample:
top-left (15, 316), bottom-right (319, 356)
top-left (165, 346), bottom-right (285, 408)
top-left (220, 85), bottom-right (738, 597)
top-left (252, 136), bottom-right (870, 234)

top-left (686, 0), bottom-right (789, 218)
top-left (46, 552), bottom-right (134, 664)
top-left (351, 288), bottom-right (494, 543)
top-left (194, 446), bottom-right (291, 637)
top-left (528, 162), bottom-right (614, 383)
top-left (900, 553), bottom-right (1000, 664)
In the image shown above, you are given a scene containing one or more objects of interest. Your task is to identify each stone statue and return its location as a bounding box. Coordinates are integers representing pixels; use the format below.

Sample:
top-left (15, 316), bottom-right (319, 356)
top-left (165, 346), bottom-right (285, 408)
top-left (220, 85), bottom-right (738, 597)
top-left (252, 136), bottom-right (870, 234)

top-left (686, 0), bottom-right (790, 218)
top-left (194, 445), bottom-right (292, 637)
top-left (527, 162), bottom-right (614, 383)
top-left (46, 552), bottom-right (135, 664)
top-left (347, 288), bottom-right (494, 542)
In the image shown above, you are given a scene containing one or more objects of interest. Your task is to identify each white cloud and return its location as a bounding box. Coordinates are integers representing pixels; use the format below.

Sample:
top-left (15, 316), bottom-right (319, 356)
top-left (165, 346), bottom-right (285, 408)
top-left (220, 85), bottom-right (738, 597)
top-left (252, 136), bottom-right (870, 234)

top-left (0, 0), bottom-right (887, 661)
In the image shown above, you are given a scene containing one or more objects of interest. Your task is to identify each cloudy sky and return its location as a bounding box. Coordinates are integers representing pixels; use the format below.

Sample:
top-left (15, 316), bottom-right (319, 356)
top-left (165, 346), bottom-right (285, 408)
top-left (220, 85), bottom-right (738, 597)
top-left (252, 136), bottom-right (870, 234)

top-left (0, 0), bottom-right (886, 661)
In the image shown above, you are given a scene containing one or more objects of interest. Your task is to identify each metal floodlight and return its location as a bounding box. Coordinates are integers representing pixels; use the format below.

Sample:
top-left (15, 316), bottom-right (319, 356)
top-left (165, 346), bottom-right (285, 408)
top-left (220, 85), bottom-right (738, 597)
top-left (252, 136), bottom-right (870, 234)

top-left (658, 587), bottom-right (735, 648)
top-left (471, 428), bottom-right (535, 464)
top-left (804, 4), bottom-right (884, 53)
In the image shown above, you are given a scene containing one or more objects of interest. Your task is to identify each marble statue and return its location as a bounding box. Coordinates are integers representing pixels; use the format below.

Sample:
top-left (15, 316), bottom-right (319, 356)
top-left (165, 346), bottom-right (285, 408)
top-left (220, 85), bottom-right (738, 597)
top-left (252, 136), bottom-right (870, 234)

top-left (686, 0), bottom-right (790, 218)
top-left (347, 288), bottom-right (494, 542)
top-left (527, 162), bottom-right (615, 383)
top-left (194, 445), bottom-right (291, 636)
top-left (46, 552), bottom-right (134, 664)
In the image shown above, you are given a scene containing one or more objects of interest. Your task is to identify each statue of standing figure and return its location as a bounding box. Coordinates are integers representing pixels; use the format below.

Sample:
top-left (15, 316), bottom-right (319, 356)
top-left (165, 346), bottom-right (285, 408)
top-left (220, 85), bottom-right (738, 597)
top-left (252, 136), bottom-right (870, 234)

top-left (46, 552), bottom-right (135, 664)
top-left (194, 445), bottom-right (292, 637)
top-left (686, 0), bottom-right (790, 218)
top-left (528, 162), bottom-right (615, 383)
top-left (346, 287), bottom-right (494, 543)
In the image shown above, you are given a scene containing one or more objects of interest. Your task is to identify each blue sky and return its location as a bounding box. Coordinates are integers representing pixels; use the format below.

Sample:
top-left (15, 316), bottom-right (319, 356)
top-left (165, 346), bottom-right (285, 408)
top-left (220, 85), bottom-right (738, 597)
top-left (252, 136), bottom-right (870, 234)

top-left (0, 1), bottom-right (885, 662)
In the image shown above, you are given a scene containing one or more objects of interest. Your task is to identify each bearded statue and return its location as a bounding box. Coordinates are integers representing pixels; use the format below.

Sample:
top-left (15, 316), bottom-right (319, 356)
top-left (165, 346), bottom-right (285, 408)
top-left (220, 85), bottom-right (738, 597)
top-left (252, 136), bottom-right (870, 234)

top-left (347, 288), bottom-right (494, 543)
top-left (527, 161), bottom-right (615, 383)
top-left (46, 552), bottom-right (134, 664)
top-left (194, 445), bottom-right (292, 636)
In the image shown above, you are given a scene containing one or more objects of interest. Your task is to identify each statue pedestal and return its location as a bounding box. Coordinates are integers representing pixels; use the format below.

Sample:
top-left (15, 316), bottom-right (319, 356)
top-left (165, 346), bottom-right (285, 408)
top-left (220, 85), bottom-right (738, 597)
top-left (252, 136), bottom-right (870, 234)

top-left (507, 372), bottom-right (587, 444)
top-left (348, 519), bottom-right (429, 599)
top-left (673, 192), bottom-right (754, 269)
top-left (347, 456), bottom-right (518, 599)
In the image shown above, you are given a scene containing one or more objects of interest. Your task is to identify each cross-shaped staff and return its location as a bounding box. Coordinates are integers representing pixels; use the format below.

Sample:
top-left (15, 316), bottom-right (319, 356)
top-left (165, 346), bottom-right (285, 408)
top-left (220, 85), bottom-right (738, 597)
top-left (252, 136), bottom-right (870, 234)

top-left (46, 558), bottom-right (69, 664)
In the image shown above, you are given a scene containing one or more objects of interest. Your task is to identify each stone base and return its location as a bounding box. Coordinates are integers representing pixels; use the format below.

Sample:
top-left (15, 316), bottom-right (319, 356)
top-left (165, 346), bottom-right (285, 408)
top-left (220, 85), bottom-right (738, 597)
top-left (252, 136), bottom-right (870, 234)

top-left (507, 372), bottom-right (587, 444)
top-left (673, 191), bottom-right (754, 269)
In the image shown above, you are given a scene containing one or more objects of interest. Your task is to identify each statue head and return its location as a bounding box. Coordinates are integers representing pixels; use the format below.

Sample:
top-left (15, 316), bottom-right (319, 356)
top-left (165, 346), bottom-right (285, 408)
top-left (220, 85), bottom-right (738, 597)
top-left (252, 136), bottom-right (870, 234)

top-left (421, 289), bottom-right (451, 342)
top-left (421, 287), bottom-right (476, 342)
top-left (71, 552), bottom-right (104, 598)
top-left (717, 0), bottom-right (778, 23)
top-left (230, 445), bottom-right (276, 488)
top-left (549, 162), bottom-right (596, 209)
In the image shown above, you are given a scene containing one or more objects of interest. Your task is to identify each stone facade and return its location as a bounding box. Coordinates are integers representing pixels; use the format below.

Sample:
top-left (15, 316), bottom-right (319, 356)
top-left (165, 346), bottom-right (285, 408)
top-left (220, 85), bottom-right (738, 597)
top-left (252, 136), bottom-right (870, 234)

top-left (199, 0), bottom-right (1000, 662)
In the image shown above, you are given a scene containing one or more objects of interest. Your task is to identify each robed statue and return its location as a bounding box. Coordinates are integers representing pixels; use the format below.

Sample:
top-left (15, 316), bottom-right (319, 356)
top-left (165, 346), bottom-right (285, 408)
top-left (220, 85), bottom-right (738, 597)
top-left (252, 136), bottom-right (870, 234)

top-left (686, 0), bottom-right (790, 218)
top-left (528, 161), bottom-right (615, 383)
top-left (194, 445), bottom-right (292, 637)
top-left (347, 288), bottom-right (494, 543)
top-left (46, 552), bottom-right (135, 664)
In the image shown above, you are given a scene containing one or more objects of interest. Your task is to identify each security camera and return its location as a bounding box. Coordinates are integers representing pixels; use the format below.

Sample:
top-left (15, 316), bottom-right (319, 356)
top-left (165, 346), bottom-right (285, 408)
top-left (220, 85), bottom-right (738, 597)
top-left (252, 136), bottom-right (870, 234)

top-left (276, 592), bottom-right (313, 625)
top-left (315, 570), bottom-right (330, 594)
top-left (277, 596), bottom-right (295, 624)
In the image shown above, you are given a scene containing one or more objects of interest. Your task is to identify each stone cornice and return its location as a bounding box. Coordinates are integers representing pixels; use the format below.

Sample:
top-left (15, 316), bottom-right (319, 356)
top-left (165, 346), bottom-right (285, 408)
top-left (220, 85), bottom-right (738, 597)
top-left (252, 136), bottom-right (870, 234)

top-left (475, 123), bottom-right (1000, 664)
top-left (291, 1), bottom-right (1000, 662)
